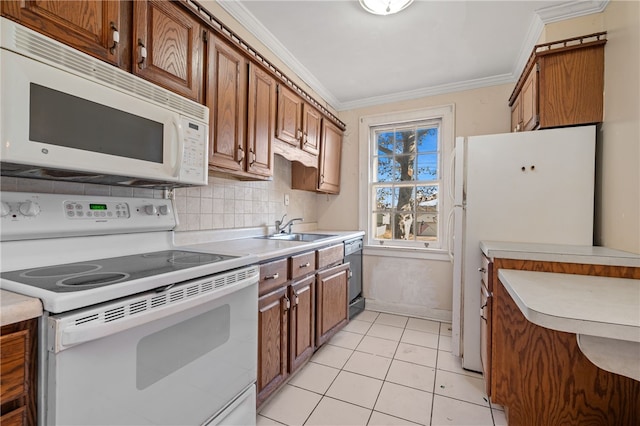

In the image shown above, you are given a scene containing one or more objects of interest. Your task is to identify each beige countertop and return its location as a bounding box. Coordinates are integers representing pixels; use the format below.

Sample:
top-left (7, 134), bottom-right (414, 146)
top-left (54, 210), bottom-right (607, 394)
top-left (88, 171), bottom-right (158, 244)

top-left (498, 269), bottom-right (640, 381)
top-left (481, 241), bottom-right (640, 267)
top-left (1, 289), bottom-right (43, 326)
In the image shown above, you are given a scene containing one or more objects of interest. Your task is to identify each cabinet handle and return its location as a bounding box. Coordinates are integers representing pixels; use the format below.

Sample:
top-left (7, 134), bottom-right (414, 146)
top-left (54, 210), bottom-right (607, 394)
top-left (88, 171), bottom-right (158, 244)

top-left (478, 267), bottom-right (487, 273)
top-left (480, 309), bottom-right (487, 322)
top-left (109, 22), bottom-right (119, 53)
top-left (296, 129), bottom-right (303, 141)
top-left (284, 295), bottom-right (290, 310)
top-left (299, 262), bottom-right (310, 269)
top-left (264, 272), bottom-right (279, 280)
top-left (303, 131), bottom-right (308, 145)
top-left (291, 291), bottom-right (299, 306)
top-left (320, 174), bottom-right (325, 185)
top-left (137, 39), bottom-right (147, 69)
top-left (249, 149), bottom-right (256, 166)
top-left (237, 146), bottom-right (245, 164)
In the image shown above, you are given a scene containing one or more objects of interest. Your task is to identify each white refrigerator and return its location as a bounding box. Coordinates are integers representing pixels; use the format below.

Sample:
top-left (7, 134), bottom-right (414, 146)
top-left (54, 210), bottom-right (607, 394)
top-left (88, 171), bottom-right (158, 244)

top-left (450, 125), bottom-right (596, 372)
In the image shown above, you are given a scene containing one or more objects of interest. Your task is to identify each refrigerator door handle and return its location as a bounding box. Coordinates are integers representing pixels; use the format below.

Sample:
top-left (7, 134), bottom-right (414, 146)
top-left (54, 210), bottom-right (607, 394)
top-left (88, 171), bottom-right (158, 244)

top-left (446, 209), bottom-right (455, 262)
top-left (448, 149), bottom-right (456, 202)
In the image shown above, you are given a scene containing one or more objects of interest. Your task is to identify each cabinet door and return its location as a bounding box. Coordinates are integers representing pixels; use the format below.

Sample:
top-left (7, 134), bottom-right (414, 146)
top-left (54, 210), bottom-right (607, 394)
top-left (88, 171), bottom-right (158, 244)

top-left (257, 286), bottom-right (289, 406)
top-left (316, 263), bottom-right (349, 347)
top-left (247, 63), bottom-right (276, 178)
top-left (510, 96), bottom-right (522, 132)
top-left (318, 120), bottom-right (343, 194)
top-left (133, 0), bottom-right (202, 102)
top-left (302, 106), bottom-right (321, 155)
top-left (521, 66), bottom-right (538, 131)
top-left (206, 34), bottom-right (247, 173)
top-left (1, 0), bottom-right (122, 66)
top-left (480, 256), bottom-right (492, 397)
top-left (276, 85), bottom-right (303, 146)
top-left (289, 276), bottom-right (315, 373)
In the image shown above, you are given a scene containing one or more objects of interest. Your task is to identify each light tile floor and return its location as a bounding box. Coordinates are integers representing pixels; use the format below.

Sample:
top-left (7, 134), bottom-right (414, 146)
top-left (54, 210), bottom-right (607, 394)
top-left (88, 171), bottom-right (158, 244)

top-left (257, 310), bottom-right (507, 426)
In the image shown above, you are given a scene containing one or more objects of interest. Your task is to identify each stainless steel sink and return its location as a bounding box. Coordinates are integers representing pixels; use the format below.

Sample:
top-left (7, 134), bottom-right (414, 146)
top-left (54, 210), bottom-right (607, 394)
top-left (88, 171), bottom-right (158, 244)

top-left (257, 233), bottom-right (336, 242)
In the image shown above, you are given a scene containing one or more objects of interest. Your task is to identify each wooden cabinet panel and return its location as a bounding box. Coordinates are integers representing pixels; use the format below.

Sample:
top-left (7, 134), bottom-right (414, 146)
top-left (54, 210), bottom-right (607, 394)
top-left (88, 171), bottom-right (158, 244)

top-left (493, 278), bottom-right (640, 425)
top-left (258, 258), bottom-right (288, 296)
top-left (276, 85), bottom-right (303, 146)
top-left (316, 263), bottom-right (349, 347)
top-left (479, 255), bottom-right (492, 397)
top-left (520, 67), bottom-right (538, 131)
top-left (206, 34), bottom-right (247, 173)
top-left (133, 0), bottom-right (202, 102)
top-left (290, 252), bottom-right (316, 280)
top-left (257, 286), bottom-right (289, 406)
top-left (289, 276), bottom-right (315, 373)
top-left (318, 120), bottom-right (342, 194)
top-left (0, 319), bottom-right (37, 426)
top-left (510, 96), bottom-right (522, 133)
top-left (246, 63), bottom-right (276, 178)
top-left (302, 106), bottom-right (321, 155)
top-left (317, 244), bottom-right (344, 270)
top-left (1, 0), bottom-right (122, 66)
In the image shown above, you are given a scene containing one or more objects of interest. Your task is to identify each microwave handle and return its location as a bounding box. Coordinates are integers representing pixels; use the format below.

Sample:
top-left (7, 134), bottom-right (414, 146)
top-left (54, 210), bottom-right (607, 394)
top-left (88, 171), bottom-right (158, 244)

top-left (173, 118), bottom-right (184, 178)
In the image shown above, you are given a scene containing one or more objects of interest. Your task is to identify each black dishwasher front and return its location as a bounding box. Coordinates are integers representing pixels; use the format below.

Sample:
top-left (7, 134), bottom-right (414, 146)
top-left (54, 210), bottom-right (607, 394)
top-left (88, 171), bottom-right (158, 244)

top-left (344, 237), bottom-right (364, 318)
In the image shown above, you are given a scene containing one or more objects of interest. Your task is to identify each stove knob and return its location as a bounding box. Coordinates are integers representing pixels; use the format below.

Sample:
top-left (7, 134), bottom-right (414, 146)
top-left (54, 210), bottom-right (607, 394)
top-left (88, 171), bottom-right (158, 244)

top-left (144, 204), bottom-right (157, 215)
top-left (19, 200), bottom-right (41, 217)
top-left (1, 202), bottom-right (10, 217)
top-left (158, 205), bottom-right (170, 216)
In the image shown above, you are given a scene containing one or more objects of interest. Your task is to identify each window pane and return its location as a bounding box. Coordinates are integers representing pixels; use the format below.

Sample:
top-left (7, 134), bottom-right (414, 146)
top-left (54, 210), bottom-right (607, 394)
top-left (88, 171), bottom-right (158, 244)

top-left (416, 127), bottom-right (438, 151)
top-left (373, 213), bottom-right (391, 239)
top-left (416, 154), bottom-right (439, 180)
top-left (416, 213), bottom-right (437, 241)
top-left (374, 186), bottom-right (395, 210)
top-left (395, 155), bottom-right (415, 182)
top-left (377, 132), bottom-right (394, 156)
top-left (376, 156), bottom-right (397, 182)
top-left (395, 186), bottom-right (415, 212)
top-left (395, 212), bottom-right (414, 240)
top-left (394, 129), bottom-right (415, 154)
top-left (416, 185), bottom-right (438, 212)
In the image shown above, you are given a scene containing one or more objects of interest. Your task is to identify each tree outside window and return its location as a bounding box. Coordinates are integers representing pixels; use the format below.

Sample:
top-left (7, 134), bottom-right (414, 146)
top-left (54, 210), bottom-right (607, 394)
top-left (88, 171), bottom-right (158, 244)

top-left (371, 121), bottom-right (440, 246)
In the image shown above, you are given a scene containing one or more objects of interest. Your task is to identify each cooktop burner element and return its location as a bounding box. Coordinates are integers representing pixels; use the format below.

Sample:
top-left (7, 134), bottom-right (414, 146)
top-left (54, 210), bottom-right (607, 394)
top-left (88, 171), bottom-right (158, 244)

top-left (1, 250), bottom-right (238, 293)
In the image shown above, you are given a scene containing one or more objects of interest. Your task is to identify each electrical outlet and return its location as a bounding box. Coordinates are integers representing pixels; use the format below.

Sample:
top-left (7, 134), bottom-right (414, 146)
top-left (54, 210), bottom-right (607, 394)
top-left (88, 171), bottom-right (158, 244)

top-left (284, 194), bottom-right (290, 206)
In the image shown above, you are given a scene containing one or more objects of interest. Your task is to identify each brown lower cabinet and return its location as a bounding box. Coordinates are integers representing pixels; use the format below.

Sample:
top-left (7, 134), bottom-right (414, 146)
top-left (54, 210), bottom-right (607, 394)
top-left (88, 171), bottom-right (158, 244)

top-left (0, 318), bottom-right (38, 426)
top-left (484, 255), bottom-right (640, 425)
top-left (257, 244), bottom-right (349, 407)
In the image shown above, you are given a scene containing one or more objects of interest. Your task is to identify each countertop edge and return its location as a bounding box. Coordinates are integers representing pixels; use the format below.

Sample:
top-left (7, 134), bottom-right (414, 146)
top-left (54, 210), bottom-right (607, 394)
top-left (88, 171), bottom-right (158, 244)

top-left (497, 269), bottom-right (640, 343)
top-left (1, 289), bottom-right (43, 326)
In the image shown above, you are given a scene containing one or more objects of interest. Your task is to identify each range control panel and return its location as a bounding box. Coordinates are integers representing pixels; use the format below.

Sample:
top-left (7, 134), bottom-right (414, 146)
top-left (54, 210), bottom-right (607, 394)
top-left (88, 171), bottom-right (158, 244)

top-left (1, 192), bottom-right (176, 241)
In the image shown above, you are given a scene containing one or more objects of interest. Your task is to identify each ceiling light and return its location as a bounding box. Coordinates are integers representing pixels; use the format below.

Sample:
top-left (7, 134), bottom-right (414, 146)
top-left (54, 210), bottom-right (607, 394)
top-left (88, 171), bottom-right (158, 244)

top-left (359, 0), bottom-right (414, 15)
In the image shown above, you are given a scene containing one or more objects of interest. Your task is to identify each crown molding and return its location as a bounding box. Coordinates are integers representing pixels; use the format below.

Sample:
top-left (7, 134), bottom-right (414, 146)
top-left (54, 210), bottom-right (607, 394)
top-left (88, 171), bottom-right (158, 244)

top-left (216, 0), bottom-right (609, 112)
top-left (216, 0), bottom-right (341, 108)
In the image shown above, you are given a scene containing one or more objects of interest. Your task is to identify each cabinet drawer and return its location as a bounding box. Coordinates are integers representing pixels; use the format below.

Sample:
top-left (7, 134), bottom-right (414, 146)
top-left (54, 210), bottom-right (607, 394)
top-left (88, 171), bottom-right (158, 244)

top-left (0, 406), bottom-right (26, 426)
top-left (317, 244), bottom-right (344, 269)
top-left (259, 258), bottom-right (288, 296)
top-left (0, 330), bottom-right (28, 402)
top-left (290, 252), bottom-right (316, 280)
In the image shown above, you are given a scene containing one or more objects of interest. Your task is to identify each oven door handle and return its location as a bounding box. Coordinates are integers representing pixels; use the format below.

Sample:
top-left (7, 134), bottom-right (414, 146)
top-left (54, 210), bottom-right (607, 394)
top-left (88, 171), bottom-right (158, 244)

top-left (51, 276), bottom-right (258, 353)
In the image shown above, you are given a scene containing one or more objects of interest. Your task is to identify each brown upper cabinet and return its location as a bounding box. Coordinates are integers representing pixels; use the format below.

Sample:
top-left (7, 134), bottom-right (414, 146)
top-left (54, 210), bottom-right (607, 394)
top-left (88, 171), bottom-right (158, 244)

top-left (207, 33), bottom-right (275, 180)
top-left (1, 0), bottom-right (124, 67)
top-left (509, 32), bottom-right (606, 132)
top-left (276, 85), bottom-right (322, 156)
top-left (133, 0), bottom-right (203, 102)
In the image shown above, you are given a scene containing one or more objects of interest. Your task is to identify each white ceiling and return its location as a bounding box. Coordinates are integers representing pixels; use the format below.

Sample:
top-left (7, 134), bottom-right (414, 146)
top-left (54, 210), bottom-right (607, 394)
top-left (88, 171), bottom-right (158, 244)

top-left (210, 1), bottom-right (607, 111)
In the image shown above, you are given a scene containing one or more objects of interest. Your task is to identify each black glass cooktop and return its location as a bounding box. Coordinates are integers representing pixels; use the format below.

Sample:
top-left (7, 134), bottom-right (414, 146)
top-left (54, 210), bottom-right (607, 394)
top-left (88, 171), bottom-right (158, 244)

top-left (1, 250), bottom-right (236, 292)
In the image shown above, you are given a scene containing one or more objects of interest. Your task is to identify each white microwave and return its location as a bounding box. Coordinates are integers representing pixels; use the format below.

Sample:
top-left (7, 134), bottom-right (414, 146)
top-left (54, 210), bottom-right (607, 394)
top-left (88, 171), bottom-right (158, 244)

top-left (0, 18), bottom-right (209, 189)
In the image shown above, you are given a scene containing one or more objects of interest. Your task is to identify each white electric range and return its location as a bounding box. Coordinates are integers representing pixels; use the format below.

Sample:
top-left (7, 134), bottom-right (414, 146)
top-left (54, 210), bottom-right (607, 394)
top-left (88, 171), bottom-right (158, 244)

top-left (0, 191), bottom-right (259, 425)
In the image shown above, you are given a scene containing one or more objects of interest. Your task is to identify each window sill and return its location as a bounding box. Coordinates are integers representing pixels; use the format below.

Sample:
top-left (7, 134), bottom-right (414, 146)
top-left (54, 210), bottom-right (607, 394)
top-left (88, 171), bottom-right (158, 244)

top-left (363, 244), bottom-right (451, 262)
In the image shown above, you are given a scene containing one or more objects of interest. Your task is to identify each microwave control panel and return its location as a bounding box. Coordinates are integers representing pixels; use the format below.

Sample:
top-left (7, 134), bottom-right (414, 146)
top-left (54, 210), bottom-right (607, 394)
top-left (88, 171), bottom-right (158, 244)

top-left (180, 118), bottom-right (207, 183)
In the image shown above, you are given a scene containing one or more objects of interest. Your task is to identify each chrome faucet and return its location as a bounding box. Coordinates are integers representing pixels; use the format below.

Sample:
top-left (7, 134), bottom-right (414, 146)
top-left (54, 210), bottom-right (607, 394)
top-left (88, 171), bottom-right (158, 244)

top-left (275, 214), bottom-right (303, 234)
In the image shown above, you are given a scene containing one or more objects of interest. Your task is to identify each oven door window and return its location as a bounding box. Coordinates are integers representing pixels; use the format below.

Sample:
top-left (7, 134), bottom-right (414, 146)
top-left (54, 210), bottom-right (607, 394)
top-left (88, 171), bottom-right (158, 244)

top-left (48, 283), bottom-right (257, 426)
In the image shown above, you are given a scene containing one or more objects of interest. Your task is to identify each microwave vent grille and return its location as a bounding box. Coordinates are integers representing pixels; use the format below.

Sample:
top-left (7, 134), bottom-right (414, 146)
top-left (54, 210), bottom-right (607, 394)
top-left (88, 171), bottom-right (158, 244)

top-left (12, 24), bottom-right (207, 122)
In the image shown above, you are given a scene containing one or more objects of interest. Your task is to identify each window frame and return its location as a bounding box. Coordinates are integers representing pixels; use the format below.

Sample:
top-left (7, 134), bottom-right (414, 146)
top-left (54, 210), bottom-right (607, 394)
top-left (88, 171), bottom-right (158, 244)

top-left (359, 104), bottom-right (455, 256)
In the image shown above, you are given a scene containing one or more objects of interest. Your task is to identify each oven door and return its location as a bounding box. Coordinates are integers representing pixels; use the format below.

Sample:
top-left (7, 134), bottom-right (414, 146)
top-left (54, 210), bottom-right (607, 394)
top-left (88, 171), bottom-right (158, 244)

top-left (45, 271), bottom-right (257, 425)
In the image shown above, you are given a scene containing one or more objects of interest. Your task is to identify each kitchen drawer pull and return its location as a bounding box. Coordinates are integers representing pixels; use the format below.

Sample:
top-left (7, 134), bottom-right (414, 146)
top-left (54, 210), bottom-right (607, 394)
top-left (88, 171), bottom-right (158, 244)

top-left (284, 295), bottom-right (290, 310)
top-left (264, 272), bottom-right (279, 280)
top-left (299, 262), bottom-right (310, 268)
top-left (137, 39), bottom-right (147, 68)
top-left (110, 22), bottom-right (119, 53)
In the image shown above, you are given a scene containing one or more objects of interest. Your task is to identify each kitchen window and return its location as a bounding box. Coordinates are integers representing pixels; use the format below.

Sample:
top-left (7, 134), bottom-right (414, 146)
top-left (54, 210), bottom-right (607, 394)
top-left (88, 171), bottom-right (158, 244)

top-left (359, 105), bottom-right (454, 254)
